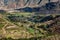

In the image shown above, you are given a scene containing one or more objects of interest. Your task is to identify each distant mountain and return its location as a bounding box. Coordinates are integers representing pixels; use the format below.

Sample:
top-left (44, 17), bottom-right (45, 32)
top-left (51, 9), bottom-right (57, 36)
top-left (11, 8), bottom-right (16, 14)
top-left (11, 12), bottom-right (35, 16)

top-left (0, 0), bottom-right (59, 9)
top-left (16, 1), bottom-right (59, 13)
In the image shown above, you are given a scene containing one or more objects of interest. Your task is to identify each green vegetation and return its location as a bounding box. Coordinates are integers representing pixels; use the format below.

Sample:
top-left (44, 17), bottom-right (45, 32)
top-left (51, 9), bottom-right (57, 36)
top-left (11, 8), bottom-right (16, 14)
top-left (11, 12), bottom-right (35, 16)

top-left (0, 23), bottom-right (4, 29)
top-left (27, 28), bottom-right (35, 34)
top-left (8, 12), bottom-right (32, 17)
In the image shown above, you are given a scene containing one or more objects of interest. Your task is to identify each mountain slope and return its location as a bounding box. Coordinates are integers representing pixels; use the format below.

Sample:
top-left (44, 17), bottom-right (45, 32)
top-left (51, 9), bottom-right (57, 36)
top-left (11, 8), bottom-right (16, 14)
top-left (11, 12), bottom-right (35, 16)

top-left (0, 0), bottom-right (59, 9)
top-left (16, 1), bottom-right (60, 13)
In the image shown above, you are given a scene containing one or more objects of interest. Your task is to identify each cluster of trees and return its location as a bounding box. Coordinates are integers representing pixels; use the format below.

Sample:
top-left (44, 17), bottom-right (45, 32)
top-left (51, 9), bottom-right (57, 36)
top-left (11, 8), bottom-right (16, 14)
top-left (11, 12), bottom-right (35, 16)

top-left (7, 15), bottom-right (26, 22)
top-left (8, 15), bottom-right (54, 23)
top-left (7, 12), bottom-right (60, 24)
top-left (28, 15), bottom-right (54, 23)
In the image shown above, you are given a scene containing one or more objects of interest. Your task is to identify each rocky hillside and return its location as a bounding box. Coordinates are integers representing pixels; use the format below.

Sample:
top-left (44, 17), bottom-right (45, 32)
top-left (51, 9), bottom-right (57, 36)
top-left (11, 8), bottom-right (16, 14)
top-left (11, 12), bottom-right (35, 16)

top-left (0, 0), bottom-right (59, 9)
top-left (15, 1), bottom-right (60, 14)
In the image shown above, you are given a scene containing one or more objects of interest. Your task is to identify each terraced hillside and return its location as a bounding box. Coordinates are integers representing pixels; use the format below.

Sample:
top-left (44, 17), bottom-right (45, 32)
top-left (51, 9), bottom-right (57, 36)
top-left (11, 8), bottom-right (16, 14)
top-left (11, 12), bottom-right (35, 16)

top-left (0, 12), bottom-right (60, 40)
